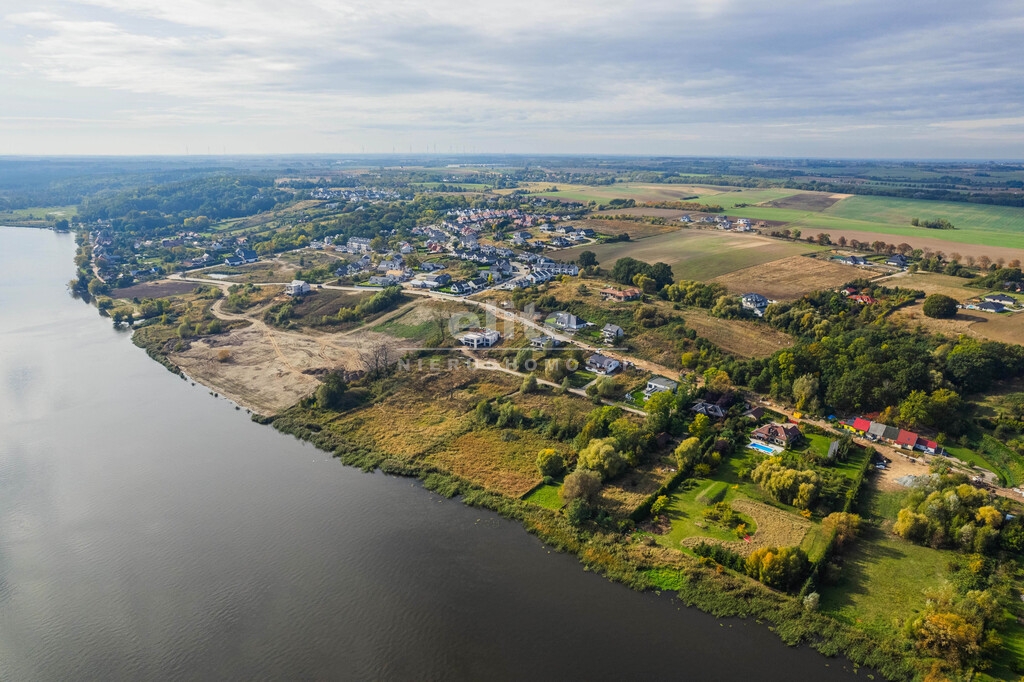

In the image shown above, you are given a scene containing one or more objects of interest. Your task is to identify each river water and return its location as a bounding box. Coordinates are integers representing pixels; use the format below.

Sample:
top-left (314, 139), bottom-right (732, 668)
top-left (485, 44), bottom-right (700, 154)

top-left (0, 227), bottom-right (864, 680)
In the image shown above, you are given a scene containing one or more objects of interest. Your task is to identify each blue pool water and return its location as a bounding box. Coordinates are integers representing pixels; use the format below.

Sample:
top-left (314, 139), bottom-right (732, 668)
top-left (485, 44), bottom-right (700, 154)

top-left (747, 442), bottom-right (776, 454)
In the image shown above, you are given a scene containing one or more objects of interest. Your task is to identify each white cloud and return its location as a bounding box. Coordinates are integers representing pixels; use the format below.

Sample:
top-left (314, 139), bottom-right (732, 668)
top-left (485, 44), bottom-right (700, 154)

top-left (1, 0), bottom-right (1023, 156)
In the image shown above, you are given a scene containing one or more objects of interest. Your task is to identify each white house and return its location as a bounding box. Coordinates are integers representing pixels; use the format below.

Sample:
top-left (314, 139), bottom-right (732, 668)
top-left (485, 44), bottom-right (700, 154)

top-left (644, 376), bottom-right (678, 399)
top-left (741, 293), bottom-right (770, 317)
top-left (459, 329), bottom-right (501, 349)
top-left (285, 280), bottom-right (311, 296)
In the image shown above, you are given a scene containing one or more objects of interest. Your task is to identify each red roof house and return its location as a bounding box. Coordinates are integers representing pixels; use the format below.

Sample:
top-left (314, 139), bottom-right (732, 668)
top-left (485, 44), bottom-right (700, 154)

top-left (896, 429), bottom-right (919, 449)
top-left (850, 295), bottom-right (877, 305)
top-left (852, 418), bottom-right (872, 433)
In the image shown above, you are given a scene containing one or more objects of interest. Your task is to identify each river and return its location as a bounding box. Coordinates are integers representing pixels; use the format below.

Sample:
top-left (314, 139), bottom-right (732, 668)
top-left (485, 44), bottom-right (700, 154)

top-left (0, 226), bottom-right (864, 680)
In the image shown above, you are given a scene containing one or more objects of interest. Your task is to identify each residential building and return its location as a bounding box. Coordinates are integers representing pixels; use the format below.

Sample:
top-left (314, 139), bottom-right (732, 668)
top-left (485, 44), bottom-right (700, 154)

top-left (752, 422), bottom-right (802, 447)
top-left (601, 323), bottom-right (624, 343)
top-left (585, 354), bottom-right (621, 374)
top-left (644, 377), bottom-right (678, 399)
top-left (600, 287), bottom-right (641, 302)
top-left (691, 401), bottom-right (725, 419)
top-left (367, 275), bottom-right (398, 287)
top-left (978, 301), bottom-right (1006, 313)
top-left (224, 254), bottom-right (244, 266)
top-left (984, 293), bottom-right (1016, 305)
top-left (741, 293), bottom-right (770, 317)
top-left (529, 335), bottom-right (561, 349)
top-left (534, 262), bottom-right (579, 276)
top-left (347, 237), bottom-right (373, 252)
top-left (236, 248), bottom-right (258, 263)
top-left (459, 329), bottom-right (501, 349)
top-left (887, 254), bottom-right (909, 268)
top-left (548, 311), bottom-right (587, 331)
top-left (285, 280), bottom-right (311, 296)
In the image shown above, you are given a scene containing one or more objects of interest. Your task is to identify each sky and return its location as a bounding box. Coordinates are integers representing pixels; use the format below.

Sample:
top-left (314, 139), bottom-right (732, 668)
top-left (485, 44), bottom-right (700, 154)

top-left (1, 0), bottom-right (1023, 158)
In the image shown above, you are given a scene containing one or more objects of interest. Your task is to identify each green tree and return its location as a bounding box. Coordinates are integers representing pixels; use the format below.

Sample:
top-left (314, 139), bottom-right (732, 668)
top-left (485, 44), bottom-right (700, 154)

top-left (565, 498), bottom-right (591, 526)
top-left (316, 373), bottom-right (348, 410)
top-left (536, 449), bottom-right (565, 477)
top-left (674, 436), bottom-right (701, 467)
top-left (576, 437), bottom-right (626, 480)
top-left (521, 373), bottom-right (538, 393)
top-left (650, 495), bottom-right (670, 516)
top-left (560, 469), bottom-right (601, 504)
top-left (822, 512), bottom-right (861, 550)
top-left (577, 250), bottom-right (598, 268)
top-left (898, 390), bottom-right (930, 429)
top-left (645, 391), bottom-right (675, 433)
top-left (923, 294), bottom-right (958, 319)
top-left (689, 413), bottom-right (711, 440)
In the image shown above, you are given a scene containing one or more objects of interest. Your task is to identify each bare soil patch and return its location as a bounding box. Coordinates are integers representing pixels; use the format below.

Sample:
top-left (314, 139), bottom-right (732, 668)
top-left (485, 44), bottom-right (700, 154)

top-left (583, 218), bottom-right (679, 239)
top-left (711, 255), bottom-right (860, 300)
top-left (114, 281), bottom-right (201, 299)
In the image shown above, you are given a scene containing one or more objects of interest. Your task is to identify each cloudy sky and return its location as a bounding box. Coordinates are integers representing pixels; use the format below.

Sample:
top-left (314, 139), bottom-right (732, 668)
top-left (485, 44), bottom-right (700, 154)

top-left (2, 0), bottom-right (1023, 157)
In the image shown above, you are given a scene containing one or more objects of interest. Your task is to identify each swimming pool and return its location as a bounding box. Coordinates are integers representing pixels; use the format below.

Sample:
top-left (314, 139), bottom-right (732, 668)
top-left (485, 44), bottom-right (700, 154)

top-left (747, 441), bottom-right (776, 455)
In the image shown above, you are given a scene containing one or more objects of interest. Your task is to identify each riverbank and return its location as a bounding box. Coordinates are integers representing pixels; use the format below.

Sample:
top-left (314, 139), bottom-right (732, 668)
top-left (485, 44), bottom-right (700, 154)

top-left (267, 397), bottom-right (911, 680)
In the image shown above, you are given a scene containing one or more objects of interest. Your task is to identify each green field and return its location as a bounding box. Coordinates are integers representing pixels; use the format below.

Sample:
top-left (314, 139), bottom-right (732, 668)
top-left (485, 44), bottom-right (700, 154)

top-left (0, 204), bottom-right (78, 222)
top-left (819, 525), bottom-right (951, 638)
top-left (724, 194), bottom-right (1024, 251)
top-left (559, 230), bottom-right (826, 281)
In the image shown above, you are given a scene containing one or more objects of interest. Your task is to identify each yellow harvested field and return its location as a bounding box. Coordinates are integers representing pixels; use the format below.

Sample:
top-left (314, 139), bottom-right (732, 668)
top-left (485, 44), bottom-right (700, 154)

top-left (712, 255), bottom-right (862, 300)
top-left (895, 304), bottom-right (1024, 345)
top-left (681, 307), bottom-right (793, 358)
top-left (874, 271), bottom-right (974, 299)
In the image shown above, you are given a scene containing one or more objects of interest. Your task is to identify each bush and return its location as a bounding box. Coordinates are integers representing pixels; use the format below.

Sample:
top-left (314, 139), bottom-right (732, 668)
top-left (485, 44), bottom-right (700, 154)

top-left (566, 498), bottom-right (591, 526)
top-left (923, 293), bottom-right (958, 319)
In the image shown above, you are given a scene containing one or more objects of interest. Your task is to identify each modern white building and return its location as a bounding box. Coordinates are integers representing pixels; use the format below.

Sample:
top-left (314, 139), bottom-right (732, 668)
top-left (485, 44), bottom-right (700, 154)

top-left (459, 329), bottom-right (501, 349)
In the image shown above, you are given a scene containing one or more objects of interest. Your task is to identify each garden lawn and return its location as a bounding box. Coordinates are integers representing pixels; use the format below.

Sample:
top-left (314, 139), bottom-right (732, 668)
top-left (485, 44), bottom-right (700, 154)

top-left (819, 526), bottom-right (951, 638)
top-left (524, 483), bottom-right (564, 510)
top-left (654, 479), bottom-right (757, 552)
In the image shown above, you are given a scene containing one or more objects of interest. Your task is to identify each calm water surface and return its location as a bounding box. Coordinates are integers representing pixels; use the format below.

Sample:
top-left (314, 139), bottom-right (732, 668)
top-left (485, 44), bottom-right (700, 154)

top-left (0, 227), bottom-right (865, 680)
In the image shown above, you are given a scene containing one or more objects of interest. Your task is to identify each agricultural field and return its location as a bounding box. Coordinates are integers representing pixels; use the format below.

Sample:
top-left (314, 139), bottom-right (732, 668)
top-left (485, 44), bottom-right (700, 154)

top-left (559, 230), bottom-right (828, 282)
top-left (711, 254), bottom-right (862, 300)
top-left (581, 218), bottom-right (680, 239)
top-left (723, 193), bottom-right (1024, 257)
top-left (522, 182), bottom-right (725, 204)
